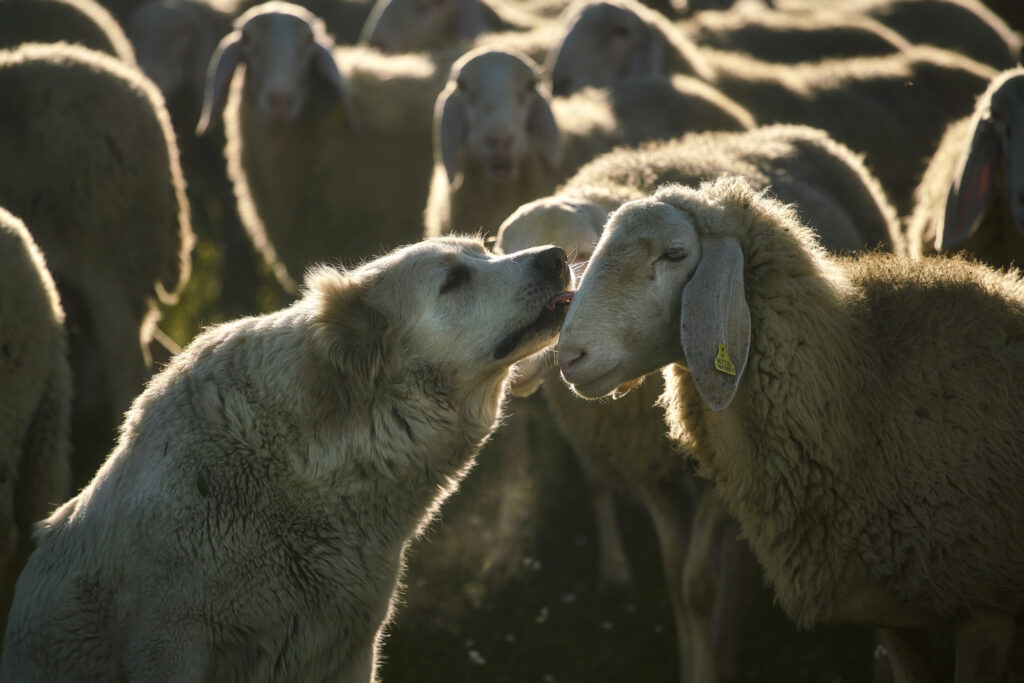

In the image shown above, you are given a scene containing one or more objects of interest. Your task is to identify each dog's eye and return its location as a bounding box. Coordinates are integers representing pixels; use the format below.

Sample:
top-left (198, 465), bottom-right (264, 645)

top-left (440, 265), bottom-right (470, 294)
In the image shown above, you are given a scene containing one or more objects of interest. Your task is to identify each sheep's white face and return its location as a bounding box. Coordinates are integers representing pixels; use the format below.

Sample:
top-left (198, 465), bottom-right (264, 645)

top-left (558, 198), bottom-right (701, 398)
top-left (368, 238), bottom-right (575, 378)
top-left (548, 2), bottom-right (655, 96)
top-left (459, 54), bottom-right (543, 183)
top-left (240, 12), bottom-right (320, 121)
top-left (495, 197), bottom-right (605, 394)
top-left (361, 0), bottom-right (456, 53)
top-left (987, 74), bottom-right (1024, 230)
top-left (129, 1), bottom-right (208, 99)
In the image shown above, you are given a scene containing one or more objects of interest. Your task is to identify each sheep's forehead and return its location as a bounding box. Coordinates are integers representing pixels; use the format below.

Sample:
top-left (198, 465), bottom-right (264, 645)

top-left (607, 200), bottom-right (697, 246)
top-left (457, 52), bottom-right (536, 87)
top-left (500, 206), bottom-right (597, 253)
top-left (241, 10), bottom-right (313, 39)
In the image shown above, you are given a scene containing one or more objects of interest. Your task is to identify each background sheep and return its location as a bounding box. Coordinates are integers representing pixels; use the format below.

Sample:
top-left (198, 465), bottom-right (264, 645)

top-left (906, 67), bottom-right (1024, 270)
top-left (198, 1), bottom-right (447, 292)
top-left (0, 42), bottom-right (193, 488)
top-left (426, 47), bottom-right (753, 238)
top-left (559, 174), bottom-right (1024, 682)
top-left (679, 4), bottom-right (913, 63)
top-left (0, 206), bottom-right (72, 637)
top-left (0, 0), bottom-right (137, 62)
top-left (548, 0), bottom-right (997, 214)
top-left (856, 0), bottom-right (1021, 71)
top-left (496, 123), bottom-right (900, 683)
top-left (359, 0), bottom-right (541, 53)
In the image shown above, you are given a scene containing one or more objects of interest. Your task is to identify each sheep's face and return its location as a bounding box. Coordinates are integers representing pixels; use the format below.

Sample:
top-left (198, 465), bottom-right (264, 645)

top-left (548, 1), bottom-right (661, 96)
top-left (130, 1), bottom-right (210, 100)
top-left (496, 197), bottom-right (606, 395)
top-left (437, 50), bottom-right (560, 186)
top-left (558, 198), bottom-right (700, 398)
top-left (361, 0), bottom-right (457, 53)
top-left (239, 13), bottom-right (323, 121)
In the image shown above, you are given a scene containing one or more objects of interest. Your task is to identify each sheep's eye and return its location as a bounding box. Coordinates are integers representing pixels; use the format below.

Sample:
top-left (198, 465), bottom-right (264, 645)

top-left (610, 24), bottom-right (630, 39)
top-left (440, 265), bottom-right (470, 294)
top-left (456, 77), bottom-right (467, 91)
top-left (660, 248), bottom-right (688, 262)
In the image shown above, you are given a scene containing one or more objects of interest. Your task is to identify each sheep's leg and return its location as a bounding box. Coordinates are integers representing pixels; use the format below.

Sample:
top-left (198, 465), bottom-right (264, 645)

top-left (683, 488), bottom-right (748, 683)
top-left (586, 474), bottom-right (632, 585)
top-left (638, 479), bottom-right (691, 683)
top-left (878, 627), bottom-right (932, 683)
top-left (952, 610), bottom-right (1015, 683)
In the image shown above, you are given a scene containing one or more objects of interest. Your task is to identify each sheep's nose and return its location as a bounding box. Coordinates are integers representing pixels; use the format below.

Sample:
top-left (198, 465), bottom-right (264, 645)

top-left (267, 92), bottom-right (294, 118)
top-left (485, 130), bottom-right (515, 154)
top-left (558, 345), bottom-right (585, 374)
top-left (534, 246), bottom-right (568, 279)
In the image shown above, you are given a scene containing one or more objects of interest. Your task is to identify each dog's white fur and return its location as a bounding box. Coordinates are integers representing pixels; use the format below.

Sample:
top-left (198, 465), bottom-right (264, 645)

top-left (1, 236), bottom-right (572, 682)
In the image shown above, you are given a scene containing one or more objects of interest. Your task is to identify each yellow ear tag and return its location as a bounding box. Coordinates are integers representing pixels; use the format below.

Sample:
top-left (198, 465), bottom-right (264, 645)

top-left (714, 342), bottom-right (736, 376)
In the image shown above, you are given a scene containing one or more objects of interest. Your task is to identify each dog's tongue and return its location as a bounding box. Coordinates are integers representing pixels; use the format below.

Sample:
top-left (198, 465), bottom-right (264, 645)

top-left (544, 291), bottom-right (575, 310)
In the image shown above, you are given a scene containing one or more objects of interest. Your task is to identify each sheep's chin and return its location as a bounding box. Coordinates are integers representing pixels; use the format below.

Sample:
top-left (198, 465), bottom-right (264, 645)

top-left (610, 376), bottom-right (644, 399)
top-left (485, 158), bottom-right (521, 184)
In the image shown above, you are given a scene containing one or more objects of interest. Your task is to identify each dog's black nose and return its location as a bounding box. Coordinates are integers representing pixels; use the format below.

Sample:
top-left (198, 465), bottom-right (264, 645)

top-left (534, 246), bottom-right (568, 278)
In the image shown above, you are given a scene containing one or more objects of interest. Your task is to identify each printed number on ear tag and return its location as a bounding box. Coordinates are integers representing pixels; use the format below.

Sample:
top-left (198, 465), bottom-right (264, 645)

top-left (714, 343), bottom-right (736, 376)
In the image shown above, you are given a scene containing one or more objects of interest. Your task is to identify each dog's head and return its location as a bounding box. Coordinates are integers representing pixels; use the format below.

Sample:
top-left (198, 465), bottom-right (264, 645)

top-left (308, 236), bottom-right (575, 403)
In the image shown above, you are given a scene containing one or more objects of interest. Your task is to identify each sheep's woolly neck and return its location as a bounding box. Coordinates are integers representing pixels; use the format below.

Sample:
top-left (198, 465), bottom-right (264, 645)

top-left (657, 178), bottom-right (1024, 627)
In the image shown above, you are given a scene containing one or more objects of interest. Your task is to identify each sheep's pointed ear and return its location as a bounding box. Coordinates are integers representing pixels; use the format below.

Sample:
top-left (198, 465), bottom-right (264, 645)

top-left (436, 85), bottom-right (467, 186)
top-left (313, 39), bottom-right (357, 129)
top-left (309, 269), bottom-right (391, 386)
top-left (196, 30), bottom-right (244, 135)
top-left (679, 236), bottom-right (749, 412)
top-left (938, 116), bottom-right (1001, 250)
top-left (627, 22), bottom-right (664, 77)
top-left (528, 90), bottom-right (560, 172)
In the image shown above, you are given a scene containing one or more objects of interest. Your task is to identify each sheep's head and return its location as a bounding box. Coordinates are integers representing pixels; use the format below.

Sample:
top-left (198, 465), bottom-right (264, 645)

top-left (361, 0), bottom-right (480, 53)
top-left (559, 179), bottom-right (752, 411)
top-left (435, 48), bottom-right (560, 187)
top-left (129, 0), bottom-right (216, 103)
top-left (940, 68), bottom-right (1024, 250)
top-left (495, 196), bottom-right (606, 395)
top-left (196, 1), bottom-right (353, 133)
top-left (547, 0), bottom-right (665, 96)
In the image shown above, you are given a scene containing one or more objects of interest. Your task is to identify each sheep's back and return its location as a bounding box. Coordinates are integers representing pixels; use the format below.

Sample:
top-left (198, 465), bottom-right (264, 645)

top-left (0, 0), bottom-right (136, 63)
top-left (0, 43), bottom-right (192, 305)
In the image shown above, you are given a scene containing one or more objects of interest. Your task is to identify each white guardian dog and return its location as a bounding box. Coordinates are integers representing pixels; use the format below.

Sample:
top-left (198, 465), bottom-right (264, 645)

top-left (1, 236), bottom-right (574, 682)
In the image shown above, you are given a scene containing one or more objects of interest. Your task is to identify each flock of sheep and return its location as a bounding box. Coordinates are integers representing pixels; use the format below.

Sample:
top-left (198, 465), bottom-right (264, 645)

top-left (1, 0), bottom-right (1023, 679)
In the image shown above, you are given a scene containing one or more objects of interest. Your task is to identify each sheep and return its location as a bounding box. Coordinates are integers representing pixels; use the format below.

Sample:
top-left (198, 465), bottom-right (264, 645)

top-left (0, 43), bottom-right (193, 488)
top-left (0, 236), bottom-right (576, 682)
top-left (0, 0), bottom-right (137, 63)
top-left (0, 207), bottom-right (72, 636)
top-left (359, 0), bottom-right (542, 53)
top-left (425, 46), bottom-right (753, 238)
top-left (547, 0), bottom-right (997, 214)
top-left (558, 174), bottom-right (1024, 683)
top-left (856, 0), bottom-right (1021, 71)
top-left (906, 67), bottom-right (1024, 271)
top-left (496, 123), bottom-right (899, 682)
top-left (197, 1), bottom-right (447, 293)
top-left (679, 4), bottom-right (913, 63)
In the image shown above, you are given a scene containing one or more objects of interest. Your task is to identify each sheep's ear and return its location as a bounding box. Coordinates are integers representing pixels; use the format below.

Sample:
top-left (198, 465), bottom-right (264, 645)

top-left (679, 236), bottom-right (749, 412)
top-left (313, 40), bottom-right (357, 129)
top-left (528, 90), bottom-right (561, 172)
top-left (938, 116), bottom-right (1001, 250)
top-left (437, 85), bottom-right (467, 186)
top-left (196, 29), bottom-right (244, 135)
top-left (311, 270), bottom-right (391, 386)
top-left (627, 23), bottom-right (664, 77)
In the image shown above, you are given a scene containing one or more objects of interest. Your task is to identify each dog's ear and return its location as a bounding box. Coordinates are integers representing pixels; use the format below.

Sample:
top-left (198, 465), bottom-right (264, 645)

top-left (309, 268), bottom-right (391, 387)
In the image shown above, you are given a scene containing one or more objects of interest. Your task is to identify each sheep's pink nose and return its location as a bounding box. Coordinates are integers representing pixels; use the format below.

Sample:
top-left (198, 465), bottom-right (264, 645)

top-left (267, 92), bottom-right (294, 118)
top-left (558, 345), bottom-right (585, 374)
